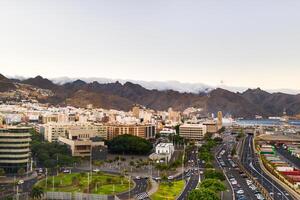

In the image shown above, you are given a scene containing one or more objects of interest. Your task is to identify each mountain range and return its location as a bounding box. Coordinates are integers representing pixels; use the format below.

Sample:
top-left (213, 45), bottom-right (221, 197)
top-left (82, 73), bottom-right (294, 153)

top-left (1, 74), bottom-right (300, 118)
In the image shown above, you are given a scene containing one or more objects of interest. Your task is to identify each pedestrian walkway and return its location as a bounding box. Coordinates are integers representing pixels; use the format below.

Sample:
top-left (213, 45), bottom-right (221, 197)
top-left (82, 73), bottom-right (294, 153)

top-left (147, 178), bottom-right (159, 196)
top-left (136, 192), bottom-right (149, 199)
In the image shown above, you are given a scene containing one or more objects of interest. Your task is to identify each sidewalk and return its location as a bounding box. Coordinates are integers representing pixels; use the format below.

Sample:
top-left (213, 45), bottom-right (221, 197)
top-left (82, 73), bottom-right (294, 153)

top-left (147, 178), bottom-right (159, 196)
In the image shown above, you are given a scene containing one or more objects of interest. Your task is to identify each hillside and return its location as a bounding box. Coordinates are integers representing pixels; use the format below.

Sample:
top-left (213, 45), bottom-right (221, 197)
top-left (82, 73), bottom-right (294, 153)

top-left (0, 74), bottom-right (299, 117)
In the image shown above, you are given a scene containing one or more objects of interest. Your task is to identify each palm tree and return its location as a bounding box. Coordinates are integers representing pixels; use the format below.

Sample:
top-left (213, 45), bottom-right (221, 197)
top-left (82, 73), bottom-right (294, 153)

top-left (31, 186), bottom-right (44, 200)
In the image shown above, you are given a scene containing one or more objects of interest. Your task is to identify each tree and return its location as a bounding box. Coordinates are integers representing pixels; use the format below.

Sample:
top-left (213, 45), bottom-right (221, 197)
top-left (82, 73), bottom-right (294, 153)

top-left (200, 179), bottom-right (226, 192)
top-left (204, 169), bottom-right (225, 181)
top-left (231, 146), bottom-right (237, 156)
top-left (188, 188), bottom-right (219, 200)
top-left (72, 176), bottom-right (80, 185)
top-left (30, 129), bottom-right (76, 168)
top-left (0, 168), bottom-right (5, 176)
top-left (17, 168), bottom-right (25, 176)
top-left (161, 173), bottom-right (168, 182)
top-left (31, 186), bottom-right (44, 200)
top-left (107, 134), bottom-right (153, 155)
top-left (205, 162), bottom-right (214, 169)
top-left (199, 151), bottom-right (213, 162)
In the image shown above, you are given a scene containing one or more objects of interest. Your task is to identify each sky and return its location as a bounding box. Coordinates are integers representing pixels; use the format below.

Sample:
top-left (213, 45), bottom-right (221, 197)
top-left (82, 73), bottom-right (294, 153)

top-left (1, 0), bottom-right (300, 91)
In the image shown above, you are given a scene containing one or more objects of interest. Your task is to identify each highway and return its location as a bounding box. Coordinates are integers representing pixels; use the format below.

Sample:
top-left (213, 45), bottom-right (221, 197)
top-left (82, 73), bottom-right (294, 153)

top-left (177, 147), bottom-right (200, 200)
top-left (241, 135), bottom-right (294, 200)
top-left (217, 140), bottom-right (257, 200)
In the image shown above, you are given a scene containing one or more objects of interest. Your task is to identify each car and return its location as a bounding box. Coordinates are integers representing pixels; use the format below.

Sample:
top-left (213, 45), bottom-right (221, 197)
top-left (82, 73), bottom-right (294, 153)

top-left (63, 169), bottom-right (71, 173)
top-left (236, 190), bottom-right (244, 195)
top-left (255, 193), bottom-right (265, 200)
top-left (241, 173), bottom-right (248, 178)
top-left (18, 180), bottom-right (24, 185)
top-left (237, 195), bottom-right (247, 200)
top-left (199, 171), bottom-right (203, 174)
top-left (153, 177), bottom-right (161, 181)
top-left (249, 185), bottom-right (257, 190)
top-left (168, 176), bottom-right (174, 180)
top-left (93, 168), bottom-right (100, 173)
top-left (231, 180), bottom-right (238, 185)
top-left (135, 176), bottom-right (141, 180)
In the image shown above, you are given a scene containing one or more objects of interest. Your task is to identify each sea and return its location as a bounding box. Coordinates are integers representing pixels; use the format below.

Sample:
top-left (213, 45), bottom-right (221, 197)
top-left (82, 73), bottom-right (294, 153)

top-left (236, 119), bottom-right (300, 127)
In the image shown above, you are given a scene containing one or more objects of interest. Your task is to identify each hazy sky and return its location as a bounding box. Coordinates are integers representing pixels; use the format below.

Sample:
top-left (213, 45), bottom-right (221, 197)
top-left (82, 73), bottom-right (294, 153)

top-left (1, 0), bottom-right (300, 90)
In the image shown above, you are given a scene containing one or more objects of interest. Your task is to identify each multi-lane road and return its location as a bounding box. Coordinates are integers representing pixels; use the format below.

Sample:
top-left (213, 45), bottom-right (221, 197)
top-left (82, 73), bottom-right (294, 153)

top-left (241, 135), bottom-right (294, 200)
top-left (177, 147), bottom-right (200, 200)
top-left (217, 140), bottom-right (258, 200)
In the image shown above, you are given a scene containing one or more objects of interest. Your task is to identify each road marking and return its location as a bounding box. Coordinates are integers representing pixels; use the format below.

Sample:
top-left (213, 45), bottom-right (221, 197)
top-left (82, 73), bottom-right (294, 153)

top-left (249, 161), bottom-right (289, 200)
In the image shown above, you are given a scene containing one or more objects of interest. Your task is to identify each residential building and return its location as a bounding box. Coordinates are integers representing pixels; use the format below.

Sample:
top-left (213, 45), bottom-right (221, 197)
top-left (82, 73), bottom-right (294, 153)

top-left (41, 114), bottom-right (58, 124)
top-left (43, 122), bottom-right (107, 142)
top-left (105, 123), bottom-right (156, 140)
top-left (44, 123), bottom-right (69, 142)
top-left (132, 105), bottom-right (140, 119)
top-left (168, 108), bottom-right (181, 122)
top-left (179, 123), bottom-right (207, 140)
top-left (0, 127), bottom-right (31, 173)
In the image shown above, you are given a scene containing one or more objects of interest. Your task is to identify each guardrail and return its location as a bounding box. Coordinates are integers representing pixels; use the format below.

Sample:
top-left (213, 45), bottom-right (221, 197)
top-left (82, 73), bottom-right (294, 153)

top-left (45, 192), bottom-right (109, 200)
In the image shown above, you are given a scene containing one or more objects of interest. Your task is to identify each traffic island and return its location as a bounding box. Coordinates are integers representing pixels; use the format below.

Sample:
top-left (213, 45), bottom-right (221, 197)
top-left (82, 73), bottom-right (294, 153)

top-left (35, 172), bottom-right (133, 195)
top-left (150, 180), bottom-right (185, 200)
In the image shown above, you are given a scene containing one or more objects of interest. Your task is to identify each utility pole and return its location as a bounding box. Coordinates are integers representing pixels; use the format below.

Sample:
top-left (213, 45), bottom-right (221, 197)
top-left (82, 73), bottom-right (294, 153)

top-left (56, 154), bottom-right (59, 176)
top-left (182, 142), bottom-right (185, 181)
top-left (129, 176), bottom-right (131, 200)
top-left (52, 175), bottom-right (54, 191)
top-left (16, 184), bottom-right (19, 200)
top-left (45, 168), bottom-right (48, 190)
top-left (90, 145), bottom-right (93, 182)
top-left (87, 172), bottom-right (90, 193)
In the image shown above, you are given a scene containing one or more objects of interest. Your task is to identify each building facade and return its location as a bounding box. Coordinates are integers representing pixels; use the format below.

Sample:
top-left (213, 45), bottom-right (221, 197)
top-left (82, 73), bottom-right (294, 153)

top-left (179, 124), bottom-right (207, 140)
top-left (58, 129), bottom-right (105, 157)
top-left (105, 124), bottom-right (156, 140)
top-left (0, 127), bottom-right (31, 173)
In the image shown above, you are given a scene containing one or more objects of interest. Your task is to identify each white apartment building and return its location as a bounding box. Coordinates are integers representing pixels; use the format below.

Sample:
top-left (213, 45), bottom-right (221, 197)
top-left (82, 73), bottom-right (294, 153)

top-left (150, 143), bottom-right (175, 163)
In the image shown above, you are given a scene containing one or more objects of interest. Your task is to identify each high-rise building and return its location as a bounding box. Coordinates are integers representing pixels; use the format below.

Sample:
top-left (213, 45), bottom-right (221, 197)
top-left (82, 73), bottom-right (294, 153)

top-left (168, 107), bottom-right (181, 122)
top-left (0, 127), bottom-right (31, 173)
top-left (217, 111), bottom-right (223, 130)
top-left (132, 105), bottom-right (140, 119)
top-left (0, 115), bottom-right (3, 126)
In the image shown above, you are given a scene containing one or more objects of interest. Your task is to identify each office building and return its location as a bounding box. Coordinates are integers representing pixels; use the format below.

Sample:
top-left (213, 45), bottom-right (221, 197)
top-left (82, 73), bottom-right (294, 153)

top-left (0, 127), bottom-right (31, 173)
top-left (179, 124), bottom-right (207, 140)
top-left (58, 129), bottom-right (105, 157)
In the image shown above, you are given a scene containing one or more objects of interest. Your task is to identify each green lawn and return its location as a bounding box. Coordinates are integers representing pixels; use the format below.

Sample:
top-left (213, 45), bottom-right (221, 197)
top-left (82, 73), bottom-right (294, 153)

top-left (151, 180), bottom-right (185, 200)
top-left (36, 172), bottom-right (133, 195)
